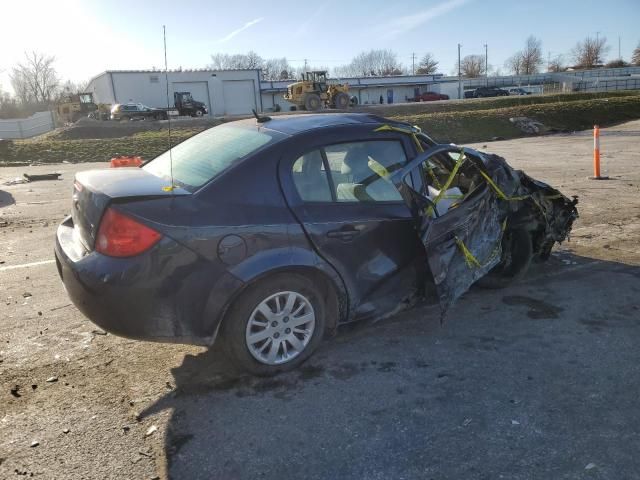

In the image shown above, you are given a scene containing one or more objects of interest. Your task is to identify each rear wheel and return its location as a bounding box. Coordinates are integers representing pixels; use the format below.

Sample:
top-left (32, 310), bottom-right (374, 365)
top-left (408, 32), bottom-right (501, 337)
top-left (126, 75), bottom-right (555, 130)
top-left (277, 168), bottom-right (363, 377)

top-left (476, 228), bottom-right (533, 289)
top-left (333, 92), bottom-right (349, 109)
top-left (304, 93), bottom-right (322, 111)
top-left (221, 273), bottom-right (326, 376)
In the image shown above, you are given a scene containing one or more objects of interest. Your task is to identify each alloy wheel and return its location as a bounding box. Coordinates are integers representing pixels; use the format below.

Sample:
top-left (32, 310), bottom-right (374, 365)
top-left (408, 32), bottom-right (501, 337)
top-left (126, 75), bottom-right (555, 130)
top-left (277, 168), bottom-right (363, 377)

top-left (245, 291), bottom-right (316, 365)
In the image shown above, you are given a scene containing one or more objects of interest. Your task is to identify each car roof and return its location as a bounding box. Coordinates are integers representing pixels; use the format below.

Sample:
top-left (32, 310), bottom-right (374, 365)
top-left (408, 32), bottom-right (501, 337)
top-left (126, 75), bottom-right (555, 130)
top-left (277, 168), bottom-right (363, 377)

top-left (231, 113), bottom-right (406, 135)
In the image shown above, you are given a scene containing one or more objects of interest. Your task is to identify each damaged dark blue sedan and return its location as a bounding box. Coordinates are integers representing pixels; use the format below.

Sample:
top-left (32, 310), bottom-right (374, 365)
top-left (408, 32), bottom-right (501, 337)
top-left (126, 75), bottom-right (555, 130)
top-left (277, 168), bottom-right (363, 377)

top-left (55, 113), bottom-right (577, 375)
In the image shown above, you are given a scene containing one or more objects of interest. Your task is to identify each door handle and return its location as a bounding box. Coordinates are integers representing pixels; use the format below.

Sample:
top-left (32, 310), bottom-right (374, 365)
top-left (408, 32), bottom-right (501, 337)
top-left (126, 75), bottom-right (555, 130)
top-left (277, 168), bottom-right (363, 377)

top-left (326, 225), bottom-right (363, 241)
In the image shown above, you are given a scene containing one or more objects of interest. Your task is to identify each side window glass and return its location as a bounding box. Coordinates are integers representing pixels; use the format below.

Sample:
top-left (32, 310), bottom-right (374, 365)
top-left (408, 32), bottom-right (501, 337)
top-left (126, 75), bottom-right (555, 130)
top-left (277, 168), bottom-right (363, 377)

top-left (324, 141), bottom-right (405, 202)
top-left (291, 150), bottom-right (332, 202)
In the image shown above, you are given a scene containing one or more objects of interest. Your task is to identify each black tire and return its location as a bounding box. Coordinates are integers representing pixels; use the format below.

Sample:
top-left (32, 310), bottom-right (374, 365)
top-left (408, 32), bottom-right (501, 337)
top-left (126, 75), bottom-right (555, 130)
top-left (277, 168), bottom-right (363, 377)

top-left (476, 228), bottom-right (533, 289)
top-left (220, 273), bottom-right (327, 376)
top-left (304, 93), bottom-right (322, 111)
top-left (194, 109), bottom-right (204, 117)
top-left (334, 92), bottom-right (349, 109)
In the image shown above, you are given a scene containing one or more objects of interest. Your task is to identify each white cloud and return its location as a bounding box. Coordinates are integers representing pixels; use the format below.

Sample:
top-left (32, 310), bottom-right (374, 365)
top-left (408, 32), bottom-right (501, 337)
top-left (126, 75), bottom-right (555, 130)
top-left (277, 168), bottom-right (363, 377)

top-left (382, 0), bottom-right (469, 39)
top-left (217, 18), bottom-right (264, 44)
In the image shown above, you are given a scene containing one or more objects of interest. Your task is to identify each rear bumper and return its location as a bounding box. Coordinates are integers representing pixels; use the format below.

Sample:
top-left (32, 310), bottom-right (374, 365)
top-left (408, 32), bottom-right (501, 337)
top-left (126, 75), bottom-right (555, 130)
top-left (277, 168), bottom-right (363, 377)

top-left (54, 217), bottom-right (241, 345)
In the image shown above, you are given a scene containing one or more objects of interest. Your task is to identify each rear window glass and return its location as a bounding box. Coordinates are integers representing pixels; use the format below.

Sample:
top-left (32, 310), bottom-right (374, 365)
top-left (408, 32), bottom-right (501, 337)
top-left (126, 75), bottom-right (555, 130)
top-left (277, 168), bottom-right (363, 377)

top-left (143, 124), bottom-right (279, 191)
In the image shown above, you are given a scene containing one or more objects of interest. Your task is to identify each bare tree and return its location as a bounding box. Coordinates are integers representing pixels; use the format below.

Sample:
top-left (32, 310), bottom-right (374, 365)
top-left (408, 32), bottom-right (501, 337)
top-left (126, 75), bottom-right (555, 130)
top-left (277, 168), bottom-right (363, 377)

top-left (10, 51), bottom-right (60, 104)
top-left (209, 51), bottom-right (264, 70)
top-left (505, 53), bottom-right (524, 75)
top-left (504, 36), bottom-right (543, 75)
top-left (244, 51), bottom-right (263, 69)
top-left (460, 54), bottom-right (486, 78)
top-left (548, 55), bottom-right (566, 72)
top-left (335, 50), bottom-right (404, 77)
top-left (572, 36), bottom-right (610, 68)
top-left (632, 42), bottom-right (640, 66)
top-left (521, 36), bottom-right (543, 74)
top-left (262, 58), bottom-right (293, 80)
top-left (416, 53), bottom-right (439, 74)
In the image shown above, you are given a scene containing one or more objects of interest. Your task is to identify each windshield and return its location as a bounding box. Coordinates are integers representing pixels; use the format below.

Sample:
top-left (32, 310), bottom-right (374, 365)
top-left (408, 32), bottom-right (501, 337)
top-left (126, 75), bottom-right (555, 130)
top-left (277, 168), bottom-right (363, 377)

top-left (143, 123), bottom-right (280, 191)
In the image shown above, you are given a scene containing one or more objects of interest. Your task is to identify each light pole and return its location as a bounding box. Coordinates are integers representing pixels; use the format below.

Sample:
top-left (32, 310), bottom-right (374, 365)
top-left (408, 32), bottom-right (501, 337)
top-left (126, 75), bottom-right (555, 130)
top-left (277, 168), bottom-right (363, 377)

top-left (458, 43), bottom-right (462, 99)
top-left (484, 43), bottom-right (488, 86)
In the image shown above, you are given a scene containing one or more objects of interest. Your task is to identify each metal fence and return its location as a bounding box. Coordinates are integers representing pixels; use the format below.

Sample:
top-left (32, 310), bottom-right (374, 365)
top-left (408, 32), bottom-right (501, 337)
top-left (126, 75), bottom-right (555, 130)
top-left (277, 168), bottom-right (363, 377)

top-left (576, 77), bottom-right (640, 92)
top-left (0, 111), bottom-right (56, 139)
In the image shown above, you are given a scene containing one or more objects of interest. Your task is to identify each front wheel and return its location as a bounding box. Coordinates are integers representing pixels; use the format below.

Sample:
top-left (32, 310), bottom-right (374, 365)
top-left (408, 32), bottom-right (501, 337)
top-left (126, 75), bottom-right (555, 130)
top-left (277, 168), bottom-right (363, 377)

top-left (333, 92), bottom-right (349, 109)
top-left (221, 273), bottom-right (326, 376)
top-left (476, 228), bottom-right (533, 289)
top-left (304, 93), bottom-right (322, 111)
top-left (194, 109), bottom-right (204, 117)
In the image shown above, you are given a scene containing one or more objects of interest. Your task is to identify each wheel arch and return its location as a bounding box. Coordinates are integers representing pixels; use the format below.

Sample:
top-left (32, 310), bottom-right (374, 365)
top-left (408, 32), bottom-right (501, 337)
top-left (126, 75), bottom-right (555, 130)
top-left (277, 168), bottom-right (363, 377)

top-left (206, 255), bottom-right (348, 345)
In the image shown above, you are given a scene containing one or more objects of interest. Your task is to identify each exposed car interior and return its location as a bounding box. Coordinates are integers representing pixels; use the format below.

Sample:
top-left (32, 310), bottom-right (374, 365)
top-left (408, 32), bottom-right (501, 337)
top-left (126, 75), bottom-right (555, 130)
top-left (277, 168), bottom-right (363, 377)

top-left (291, 140), bottom-right (406, 203)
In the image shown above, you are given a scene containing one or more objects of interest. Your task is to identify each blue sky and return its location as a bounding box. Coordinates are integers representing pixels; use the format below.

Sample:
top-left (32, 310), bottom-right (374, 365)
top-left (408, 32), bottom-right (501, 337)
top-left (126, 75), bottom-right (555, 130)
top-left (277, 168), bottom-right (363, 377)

top-left (1, 0), bottom-right (639, 92)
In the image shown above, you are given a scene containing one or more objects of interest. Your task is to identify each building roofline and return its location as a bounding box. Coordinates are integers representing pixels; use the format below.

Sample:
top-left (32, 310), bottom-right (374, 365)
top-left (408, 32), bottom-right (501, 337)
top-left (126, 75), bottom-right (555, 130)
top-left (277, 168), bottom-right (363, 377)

top-left (102, 68), bottom-right (261, 74)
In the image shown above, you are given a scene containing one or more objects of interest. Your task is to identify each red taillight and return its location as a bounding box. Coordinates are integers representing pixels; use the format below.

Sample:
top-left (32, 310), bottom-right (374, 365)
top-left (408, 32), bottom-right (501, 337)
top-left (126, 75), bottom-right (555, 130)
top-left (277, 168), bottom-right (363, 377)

top-left (95, 208), bottom-right (162, 257)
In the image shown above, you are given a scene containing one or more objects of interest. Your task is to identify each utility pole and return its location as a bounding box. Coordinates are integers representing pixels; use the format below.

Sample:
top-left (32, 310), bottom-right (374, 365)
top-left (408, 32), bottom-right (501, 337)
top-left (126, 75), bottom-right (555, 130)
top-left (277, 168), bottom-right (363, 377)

top-left (304, 58), bottom-right (308, 71)
top-left (484, 43), bottom-right (488, 86)
top-left (619, 36), bottom-right (621, 60)
top-left (458, 43), bottom-right (462, 99)
top-left (411, 53), bottom-right (416, 75)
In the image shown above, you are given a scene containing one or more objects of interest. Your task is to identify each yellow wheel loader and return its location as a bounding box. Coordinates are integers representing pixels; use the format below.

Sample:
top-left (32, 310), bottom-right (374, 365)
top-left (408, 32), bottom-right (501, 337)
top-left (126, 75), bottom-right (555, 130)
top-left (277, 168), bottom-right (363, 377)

top-left (57, 92), bottom-right (99, 123)
top-left (283, 71), bottom-right (350, 111)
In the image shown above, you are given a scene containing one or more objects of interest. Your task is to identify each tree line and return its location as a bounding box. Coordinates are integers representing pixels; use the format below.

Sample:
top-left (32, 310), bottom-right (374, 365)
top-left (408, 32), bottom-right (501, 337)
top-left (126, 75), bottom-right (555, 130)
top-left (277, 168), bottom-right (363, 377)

top-left (2, 37), bottom-right (640, 119)
top-left (211, 35), bottom-right (640, 80)
top-left (0, 51), bottom-right (87, 119)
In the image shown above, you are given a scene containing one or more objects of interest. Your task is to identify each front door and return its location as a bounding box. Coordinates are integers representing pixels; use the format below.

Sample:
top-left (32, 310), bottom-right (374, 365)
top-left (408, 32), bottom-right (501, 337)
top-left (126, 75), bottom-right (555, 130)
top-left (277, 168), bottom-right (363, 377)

top-left (281, 133), bottom-right (425, 321)
top-left (391, 145), bottom-right (503, 311)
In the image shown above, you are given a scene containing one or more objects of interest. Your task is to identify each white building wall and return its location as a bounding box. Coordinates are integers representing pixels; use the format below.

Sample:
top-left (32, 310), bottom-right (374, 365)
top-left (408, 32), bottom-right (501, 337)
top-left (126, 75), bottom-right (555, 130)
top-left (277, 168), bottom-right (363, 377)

top-left (86, 73), bottom-right (115, 104)
top-left (87, 70), bottom-right (261, 116)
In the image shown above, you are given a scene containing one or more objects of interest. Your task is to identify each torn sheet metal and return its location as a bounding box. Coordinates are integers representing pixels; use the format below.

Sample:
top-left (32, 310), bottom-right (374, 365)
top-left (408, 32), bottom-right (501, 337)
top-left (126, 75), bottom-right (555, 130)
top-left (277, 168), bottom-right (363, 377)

top-left (391, 143), bottom-right (578, 314)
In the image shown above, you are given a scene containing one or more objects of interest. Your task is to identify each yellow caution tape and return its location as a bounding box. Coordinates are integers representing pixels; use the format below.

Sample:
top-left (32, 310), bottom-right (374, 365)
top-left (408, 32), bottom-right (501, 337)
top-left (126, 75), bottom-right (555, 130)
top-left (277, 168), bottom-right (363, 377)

top-left (162, 186), bottom-right (176, 192)
top-left (368, 158), bottom-right (390, 178)
top-left (374, 124), bottom-right (564, 217)
top-left (426, 149), bottom-right (465, 216)
top-left (455, 219), bottom-right (507, 270)
top-left (373, 124), bottom-right (442, 188)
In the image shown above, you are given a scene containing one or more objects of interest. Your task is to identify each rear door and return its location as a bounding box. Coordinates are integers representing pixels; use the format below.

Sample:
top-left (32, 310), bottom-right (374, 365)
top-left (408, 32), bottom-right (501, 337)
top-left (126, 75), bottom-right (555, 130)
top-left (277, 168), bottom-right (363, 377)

top-left (280, 128), bottom-right (425, 321)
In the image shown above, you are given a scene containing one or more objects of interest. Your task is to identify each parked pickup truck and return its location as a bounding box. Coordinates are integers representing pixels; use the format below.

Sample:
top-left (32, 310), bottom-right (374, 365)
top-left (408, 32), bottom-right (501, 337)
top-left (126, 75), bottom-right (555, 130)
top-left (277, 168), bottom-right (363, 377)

top-left (168, 92), bottom-right (208, 117)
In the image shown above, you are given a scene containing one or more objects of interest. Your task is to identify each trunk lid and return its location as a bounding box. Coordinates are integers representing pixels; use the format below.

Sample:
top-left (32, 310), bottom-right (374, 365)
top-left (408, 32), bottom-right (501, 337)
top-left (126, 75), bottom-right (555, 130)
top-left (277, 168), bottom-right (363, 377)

top-left (72, 168), bottom-right (189, 250)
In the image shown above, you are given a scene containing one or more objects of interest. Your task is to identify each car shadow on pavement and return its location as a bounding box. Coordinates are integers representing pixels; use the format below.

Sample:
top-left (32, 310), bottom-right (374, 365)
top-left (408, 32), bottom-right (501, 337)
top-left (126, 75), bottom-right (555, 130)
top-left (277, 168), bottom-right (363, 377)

top-left (140, 252), bottom-right (640, 480)
top-left (0, 189), bottom-right (15, 208)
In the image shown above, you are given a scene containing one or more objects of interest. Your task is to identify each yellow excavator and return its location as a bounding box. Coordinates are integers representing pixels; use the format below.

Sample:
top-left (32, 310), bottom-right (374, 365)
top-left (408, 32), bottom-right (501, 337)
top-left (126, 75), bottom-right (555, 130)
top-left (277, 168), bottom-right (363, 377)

top-left (284, 71), bottom-right (350, 111)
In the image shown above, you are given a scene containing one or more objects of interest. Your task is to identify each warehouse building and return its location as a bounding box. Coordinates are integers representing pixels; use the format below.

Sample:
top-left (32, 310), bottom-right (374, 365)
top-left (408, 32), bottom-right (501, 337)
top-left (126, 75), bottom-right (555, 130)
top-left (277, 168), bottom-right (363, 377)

top-left (86, 66), bottom-right (640, 117)
top-left (85, 69), bottom-right (262, 116)
top-left (261, 73), bottom-right (446, 111)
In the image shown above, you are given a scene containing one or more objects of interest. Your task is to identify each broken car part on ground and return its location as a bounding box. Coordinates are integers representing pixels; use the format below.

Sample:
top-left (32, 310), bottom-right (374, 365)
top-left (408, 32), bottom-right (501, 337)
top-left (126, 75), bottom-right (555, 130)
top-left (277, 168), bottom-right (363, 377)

top-left (54, 113), bottom-right (578, 375)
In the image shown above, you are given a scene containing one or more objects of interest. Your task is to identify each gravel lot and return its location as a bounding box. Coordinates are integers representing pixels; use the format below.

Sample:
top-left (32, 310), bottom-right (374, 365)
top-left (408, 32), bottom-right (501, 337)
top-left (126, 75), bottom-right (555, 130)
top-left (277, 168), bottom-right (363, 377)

top-left (1, 121), bottom-right (639, 479)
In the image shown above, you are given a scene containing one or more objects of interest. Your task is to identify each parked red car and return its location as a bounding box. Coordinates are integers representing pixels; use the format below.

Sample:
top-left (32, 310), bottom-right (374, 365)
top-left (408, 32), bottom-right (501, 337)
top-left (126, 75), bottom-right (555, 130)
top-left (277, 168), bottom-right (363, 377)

top-left (414, 92), bottom-right (449, 102)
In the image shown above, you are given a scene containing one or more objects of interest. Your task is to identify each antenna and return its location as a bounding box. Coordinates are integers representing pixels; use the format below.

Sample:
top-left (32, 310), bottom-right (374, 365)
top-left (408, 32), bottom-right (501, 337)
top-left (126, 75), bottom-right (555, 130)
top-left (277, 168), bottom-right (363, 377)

top-left (163, 25), bottom-right (175, 192)
top-left (252, 109), bottom-right (271, 123)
